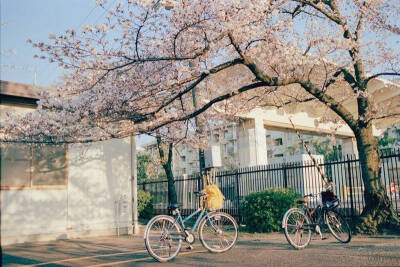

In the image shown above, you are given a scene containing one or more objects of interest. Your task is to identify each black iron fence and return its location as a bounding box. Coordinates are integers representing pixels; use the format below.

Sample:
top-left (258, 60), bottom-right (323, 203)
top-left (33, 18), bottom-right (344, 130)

top-left (139, 150), bottom-right (400, 222)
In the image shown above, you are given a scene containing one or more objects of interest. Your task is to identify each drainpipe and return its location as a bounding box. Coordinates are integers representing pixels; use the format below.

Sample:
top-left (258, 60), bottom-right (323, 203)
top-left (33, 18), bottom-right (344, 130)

top-left (131, 135), bottom-right (139, 235)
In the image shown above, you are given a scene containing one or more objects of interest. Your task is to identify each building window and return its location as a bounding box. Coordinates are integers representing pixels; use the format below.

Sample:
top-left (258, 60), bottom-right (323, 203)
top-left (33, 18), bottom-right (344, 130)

top-left (213, 133), bottom-right (220, 142)
top-left (274, 154), bottom-right (284, 158)
top-left (1, 143), bottom-right (68, 189)
top-left (273, 138), bottom-right (283, 146)
top-left (224, 129), bottom-right (234, 139)
top-left (226, 144), bottom-right (234, 154)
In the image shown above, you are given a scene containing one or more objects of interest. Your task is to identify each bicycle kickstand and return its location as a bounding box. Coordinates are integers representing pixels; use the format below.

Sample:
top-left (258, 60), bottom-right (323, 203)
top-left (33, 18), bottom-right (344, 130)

top-left (316, 225), bottom-right (327, 240)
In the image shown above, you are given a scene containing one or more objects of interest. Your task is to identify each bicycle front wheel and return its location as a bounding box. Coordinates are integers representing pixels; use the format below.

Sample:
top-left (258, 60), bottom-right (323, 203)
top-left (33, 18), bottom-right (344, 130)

top-left (282, 208), bottom-right (312, 249)
top-left (199, 212), bottom-right (238, 253)
top-left (325, 210), bottom-right (351, 243)
top-left (144, 215), bottom-right (182, 262)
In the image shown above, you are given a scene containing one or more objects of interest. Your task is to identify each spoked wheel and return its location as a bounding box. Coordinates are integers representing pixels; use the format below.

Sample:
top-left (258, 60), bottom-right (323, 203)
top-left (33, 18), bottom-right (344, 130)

top-left (199, 212), bottom-right (238, 253)
top-left (144, 215), bottom-right (182, 262)
top-left (282, 208), bottom-right (312, 249)
top-left (325, 210), bottom-right (351, 243)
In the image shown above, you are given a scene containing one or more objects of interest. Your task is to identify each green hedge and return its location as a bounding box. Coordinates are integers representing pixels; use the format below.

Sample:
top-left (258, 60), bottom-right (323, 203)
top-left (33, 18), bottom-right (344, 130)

top-left (138, 190), bottom-right (154, 219)
top-left (241, 188), bottom-right (300, 233)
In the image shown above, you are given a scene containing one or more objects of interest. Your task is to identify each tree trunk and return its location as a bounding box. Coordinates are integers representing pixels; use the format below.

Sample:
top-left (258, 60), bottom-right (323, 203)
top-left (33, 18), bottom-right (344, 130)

top-left (156, 136), bottom-right (177, 204)
top-left (163, 143), bottom-right (178, 204)
top-left (355, 124), bottom-right (399, 233)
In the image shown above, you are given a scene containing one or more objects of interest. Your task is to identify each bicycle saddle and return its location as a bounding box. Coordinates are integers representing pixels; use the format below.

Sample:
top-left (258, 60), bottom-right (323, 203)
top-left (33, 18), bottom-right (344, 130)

top-left (296, 198), bottom-right (307, 204)
top-left (168, 203), bottom-right (182, 209)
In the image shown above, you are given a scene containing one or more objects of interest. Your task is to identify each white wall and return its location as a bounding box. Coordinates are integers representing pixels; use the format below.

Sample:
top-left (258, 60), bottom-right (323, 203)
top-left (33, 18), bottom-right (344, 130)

top-left (1, 103), bottom-right (132, 246)
top-left (67, 138), bottom-right (131, 236)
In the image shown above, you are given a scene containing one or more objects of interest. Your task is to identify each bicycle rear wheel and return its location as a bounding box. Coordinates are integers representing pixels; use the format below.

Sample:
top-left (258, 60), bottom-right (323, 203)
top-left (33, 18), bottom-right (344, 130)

top-left (282, 208), bottom-right (312, 249)
top-left (144, 215), bottom-right (182, 262)
top-left (199, 212), bottom-right (238, 253)
top-left (325, 210), bottom-right (351, 243)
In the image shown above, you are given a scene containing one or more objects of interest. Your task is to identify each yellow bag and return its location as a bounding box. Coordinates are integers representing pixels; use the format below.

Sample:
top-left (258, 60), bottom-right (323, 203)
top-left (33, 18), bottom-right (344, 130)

top-left (203, 184), bottom-right (225, 210)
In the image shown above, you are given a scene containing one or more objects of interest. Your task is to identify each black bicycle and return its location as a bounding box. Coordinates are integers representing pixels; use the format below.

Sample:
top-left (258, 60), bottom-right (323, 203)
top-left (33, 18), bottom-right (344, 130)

top-left (282, 183), bottom-right (351, 249)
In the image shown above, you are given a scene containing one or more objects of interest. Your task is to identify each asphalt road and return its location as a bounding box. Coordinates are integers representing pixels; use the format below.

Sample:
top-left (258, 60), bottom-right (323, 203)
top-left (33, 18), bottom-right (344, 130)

top-left (2, 233), bottom-right (400, 266)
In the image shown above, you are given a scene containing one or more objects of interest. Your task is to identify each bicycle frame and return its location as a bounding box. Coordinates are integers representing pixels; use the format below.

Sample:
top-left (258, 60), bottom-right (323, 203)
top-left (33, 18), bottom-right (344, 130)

top-left (282, 183), bottom-right (351, 249)
top-left (173, 208), bottom-right (207, 234)
top-left (301, 200), bottom-right (340, 232)
top-left (162, 207), bottom-right (218, 242)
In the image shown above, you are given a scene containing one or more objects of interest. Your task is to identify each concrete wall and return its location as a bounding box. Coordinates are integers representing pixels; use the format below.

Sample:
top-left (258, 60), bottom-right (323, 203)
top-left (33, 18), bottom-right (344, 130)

top-left (237, 118), bottom-right (268, 167)
top-left (1, 138), bottom-right (132, 245)
top-left (1, 104), bottom-right (132, 245)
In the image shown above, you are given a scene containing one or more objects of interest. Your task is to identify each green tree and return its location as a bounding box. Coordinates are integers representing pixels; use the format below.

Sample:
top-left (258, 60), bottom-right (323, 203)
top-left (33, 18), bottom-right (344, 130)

top-left (137, 153), bottom-right (152, 182)
top-left (312, 140), bottom-right (342, 161)
top-left (377, 127), bottom-right (399, 154)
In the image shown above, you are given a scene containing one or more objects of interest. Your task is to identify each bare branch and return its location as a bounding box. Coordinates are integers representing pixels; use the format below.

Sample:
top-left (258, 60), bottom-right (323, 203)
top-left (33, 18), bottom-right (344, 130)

top-left (370, 112), bottom-right (400, 122)
top-left (365, 72), bottom-right (400, 85)
top-left (145, 82), bottom-right (269, 133)
top-left (152, 58), bottom-right (244, 115)
top-left (135, 9), bottom-right (149, 60)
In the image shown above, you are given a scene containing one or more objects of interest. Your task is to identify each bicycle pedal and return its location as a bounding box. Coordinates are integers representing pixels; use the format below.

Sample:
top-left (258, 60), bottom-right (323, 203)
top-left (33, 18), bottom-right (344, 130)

top-left (186, 245), bottom-right (193, 250)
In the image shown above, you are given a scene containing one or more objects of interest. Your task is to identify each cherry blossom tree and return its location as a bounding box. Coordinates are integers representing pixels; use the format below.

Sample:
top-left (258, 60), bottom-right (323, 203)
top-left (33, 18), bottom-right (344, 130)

top-left (1, 0), bottom-right (400, 232)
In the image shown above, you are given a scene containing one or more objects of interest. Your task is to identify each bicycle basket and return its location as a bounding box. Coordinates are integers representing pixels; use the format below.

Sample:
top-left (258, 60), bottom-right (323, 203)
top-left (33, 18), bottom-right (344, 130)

top-left (203, 184), bottom-right (225, 210)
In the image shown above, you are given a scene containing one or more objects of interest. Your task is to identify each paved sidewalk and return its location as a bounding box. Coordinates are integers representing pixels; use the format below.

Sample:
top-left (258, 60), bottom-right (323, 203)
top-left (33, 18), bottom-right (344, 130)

top-left (2, 233), bottom-right (399, 266)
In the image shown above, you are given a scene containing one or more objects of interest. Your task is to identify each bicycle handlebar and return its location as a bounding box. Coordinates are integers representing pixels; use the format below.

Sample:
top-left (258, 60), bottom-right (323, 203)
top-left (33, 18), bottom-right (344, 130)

top-left (303, 182), bottom-right (335, 198)
top-left (194, 191), bottom-right (207, 197)
top-left (303, 193), bottom-right (320, 198)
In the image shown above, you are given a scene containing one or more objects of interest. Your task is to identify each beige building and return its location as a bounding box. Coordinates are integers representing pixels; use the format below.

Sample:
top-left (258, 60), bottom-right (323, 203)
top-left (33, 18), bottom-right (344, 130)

top-left (0, 81), bottom-right (134, 245)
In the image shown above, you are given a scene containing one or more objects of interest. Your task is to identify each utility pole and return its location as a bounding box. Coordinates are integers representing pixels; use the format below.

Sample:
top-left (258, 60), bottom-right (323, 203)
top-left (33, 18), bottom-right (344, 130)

top-left (189, 60), bottom-right (205, 174)
top-left (131, 135), bottom-right (139, 235)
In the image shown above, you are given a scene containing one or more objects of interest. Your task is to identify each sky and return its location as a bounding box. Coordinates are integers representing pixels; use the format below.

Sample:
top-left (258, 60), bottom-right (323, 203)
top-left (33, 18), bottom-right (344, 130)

top-left (0, 0), bottom-right (110, 87)
top-left (0, 0), bottom-right (154, 145)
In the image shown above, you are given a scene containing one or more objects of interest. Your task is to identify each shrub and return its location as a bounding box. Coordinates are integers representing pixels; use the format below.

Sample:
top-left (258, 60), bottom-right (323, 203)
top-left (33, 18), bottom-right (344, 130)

top-left (138, 190), bottom-right (154, 219)
top-left (241, 188), bottom-right (300, 233)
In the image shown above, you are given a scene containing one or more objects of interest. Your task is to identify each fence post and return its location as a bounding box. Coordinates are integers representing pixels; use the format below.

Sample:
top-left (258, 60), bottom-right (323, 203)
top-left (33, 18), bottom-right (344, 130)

top-left (346, 155), bottom-right (355, 218)
top-left (283, 163), bottom-right (288, 188)
top-left (235, 170), bottom-right (240, 220)
top-left (198, 173), bottom-right (202, 190)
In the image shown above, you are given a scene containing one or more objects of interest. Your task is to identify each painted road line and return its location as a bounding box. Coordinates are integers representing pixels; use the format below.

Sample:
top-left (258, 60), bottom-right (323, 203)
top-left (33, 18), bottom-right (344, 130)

top-left (27, 249), bottom-right (149, 266)
top-left (87, 250), bottom-right (208, 267)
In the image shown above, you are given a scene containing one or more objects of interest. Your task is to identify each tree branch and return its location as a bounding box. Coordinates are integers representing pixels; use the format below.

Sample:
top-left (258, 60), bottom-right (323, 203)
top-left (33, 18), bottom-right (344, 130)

top-left (152, 58), bottom-right (244, 115)
top-left (228, 32), bottom-right (278, 85)
top-left (299, 81), bottom-right (358, 133)
top-left (135, 10), bottom-right (149, 60)
top-left (365, 72), bottom-right (400, 85)
top-left (145, 82), bottom-right (269, 133)
top-left (370, 112), bottom-right (400, 122)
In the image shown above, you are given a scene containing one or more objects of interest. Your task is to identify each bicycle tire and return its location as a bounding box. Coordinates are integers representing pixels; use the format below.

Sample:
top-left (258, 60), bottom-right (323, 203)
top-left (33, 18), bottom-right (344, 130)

top-left (282, 208), bottom-right (312, 249)
top-left (199, 212), bottom-right (238, 253)
top-left (325, 210), bottom-right (351, 243)
top-left (144, 215), bottom-right (182, 262)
